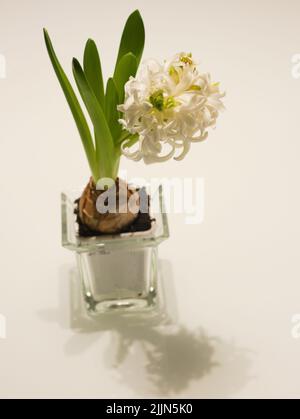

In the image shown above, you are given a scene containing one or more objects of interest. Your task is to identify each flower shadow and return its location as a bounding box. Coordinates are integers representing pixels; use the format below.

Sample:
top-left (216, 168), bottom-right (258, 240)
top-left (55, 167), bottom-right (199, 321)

top-left (107, 325), bottom-right (218, 395)
top-left (107, 326), bottom-right (253, 397)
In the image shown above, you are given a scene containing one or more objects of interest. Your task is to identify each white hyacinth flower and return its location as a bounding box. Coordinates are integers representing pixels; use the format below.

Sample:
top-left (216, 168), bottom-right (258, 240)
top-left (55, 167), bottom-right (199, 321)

top-left (118, 53), bottom-right (225, 164)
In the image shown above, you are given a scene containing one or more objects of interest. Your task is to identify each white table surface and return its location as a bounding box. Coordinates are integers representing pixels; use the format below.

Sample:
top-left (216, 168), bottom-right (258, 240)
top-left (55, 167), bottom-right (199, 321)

top-left (1, 0), bottom-right (300, 399)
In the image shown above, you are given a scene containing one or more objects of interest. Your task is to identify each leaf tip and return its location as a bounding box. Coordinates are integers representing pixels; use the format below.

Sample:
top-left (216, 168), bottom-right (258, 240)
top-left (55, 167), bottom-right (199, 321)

top-left (72, 57), bottom-right (80, 70)
top-left (132, 9), bottom-right (144, 28)
top-left (43, 28), bottom-right (49, 40)
top-left (86, 38), bottom-right (96, 47)
top-left (131, 9), bottom-right (142, 18)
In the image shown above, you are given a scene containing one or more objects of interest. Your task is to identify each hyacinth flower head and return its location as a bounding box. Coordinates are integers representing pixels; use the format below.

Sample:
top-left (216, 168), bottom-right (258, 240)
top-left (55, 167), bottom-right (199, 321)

top-left (118, 52), bottom-right (225, 163)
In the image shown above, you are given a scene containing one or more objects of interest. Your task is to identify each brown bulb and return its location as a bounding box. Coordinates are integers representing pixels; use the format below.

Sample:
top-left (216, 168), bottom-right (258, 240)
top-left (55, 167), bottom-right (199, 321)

top-left (78, 178), bottom-right (140, 234)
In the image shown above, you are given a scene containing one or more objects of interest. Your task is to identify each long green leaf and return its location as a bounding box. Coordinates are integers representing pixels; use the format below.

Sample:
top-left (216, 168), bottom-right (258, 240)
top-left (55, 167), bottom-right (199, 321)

top-left (115, 10), bottom-right (145, 69)
top-left (43, 29), bottom-right (97, 179)
top-left (72, 58), bottom-right (116, 180)
top-left (114, 52), bottom-right (137, 102)
top-left (105, 78), bottom-right (121, 142)
top-left (83, 39), bottom-right (105, 108)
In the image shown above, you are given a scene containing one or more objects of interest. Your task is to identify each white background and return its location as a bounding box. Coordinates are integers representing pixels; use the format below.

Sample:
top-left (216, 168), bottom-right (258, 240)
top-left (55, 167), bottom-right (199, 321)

top-left (1, 0), bottom-right (300, 398)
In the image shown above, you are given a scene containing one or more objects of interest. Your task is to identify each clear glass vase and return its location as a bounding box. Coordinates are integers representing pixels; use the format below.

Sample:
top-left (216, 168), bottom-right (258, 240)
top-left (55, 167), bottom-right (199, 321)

top-left (62, 185), bottom-right (169, 315)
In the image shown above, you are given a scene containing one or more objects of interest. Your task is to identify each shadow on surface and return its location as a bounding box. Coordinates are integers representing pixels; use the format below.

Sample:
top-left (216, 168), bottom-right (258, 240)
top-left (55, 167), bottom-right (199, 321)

top-left (38, 261), bottom-right (253, 397)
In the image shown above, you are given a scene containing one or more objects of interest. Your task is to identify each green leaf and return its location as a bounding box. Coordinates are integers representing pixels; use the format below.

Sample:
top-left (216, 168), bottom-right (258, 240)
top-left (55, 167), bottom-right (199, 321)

top-left (83, 39), bottom-right (105, 108)
top-left (116, 129), bottom-right (131, 145)
top-left (113, 52), bottom-right (137, 102)
top-left (120, 133), bottom-right (139, 149)
top-left (43, 29), bottom-right (97, 180)
top-left (115, 10), bottom-right (145, 69)
top-left (72, 58), bottom-right (116, 180)
top-left (105, 78), bottom-right (121, 142)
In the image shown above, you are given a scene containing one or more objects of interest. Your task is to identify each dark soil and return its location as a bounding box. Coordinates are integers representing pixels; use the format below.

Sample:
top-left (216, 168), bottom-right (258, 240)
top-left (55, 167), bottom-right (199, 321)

top-left (74, 187), bottom-right (154, 237)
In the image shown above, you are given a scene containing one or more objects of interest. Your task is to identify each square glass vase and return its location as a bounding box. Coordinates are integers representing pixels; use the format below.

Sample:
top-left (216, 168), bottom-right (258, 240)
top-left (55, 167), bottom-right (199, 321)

top-left (62, 185), bottom-right (169, 315)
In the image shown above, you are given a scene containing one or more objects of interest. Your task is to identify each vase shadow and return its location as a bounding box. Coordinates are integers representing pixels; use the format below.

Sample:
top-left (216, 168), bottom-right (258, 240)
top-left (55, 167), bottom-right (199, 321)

top-left (38, 261), bottom-right (253, 397)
